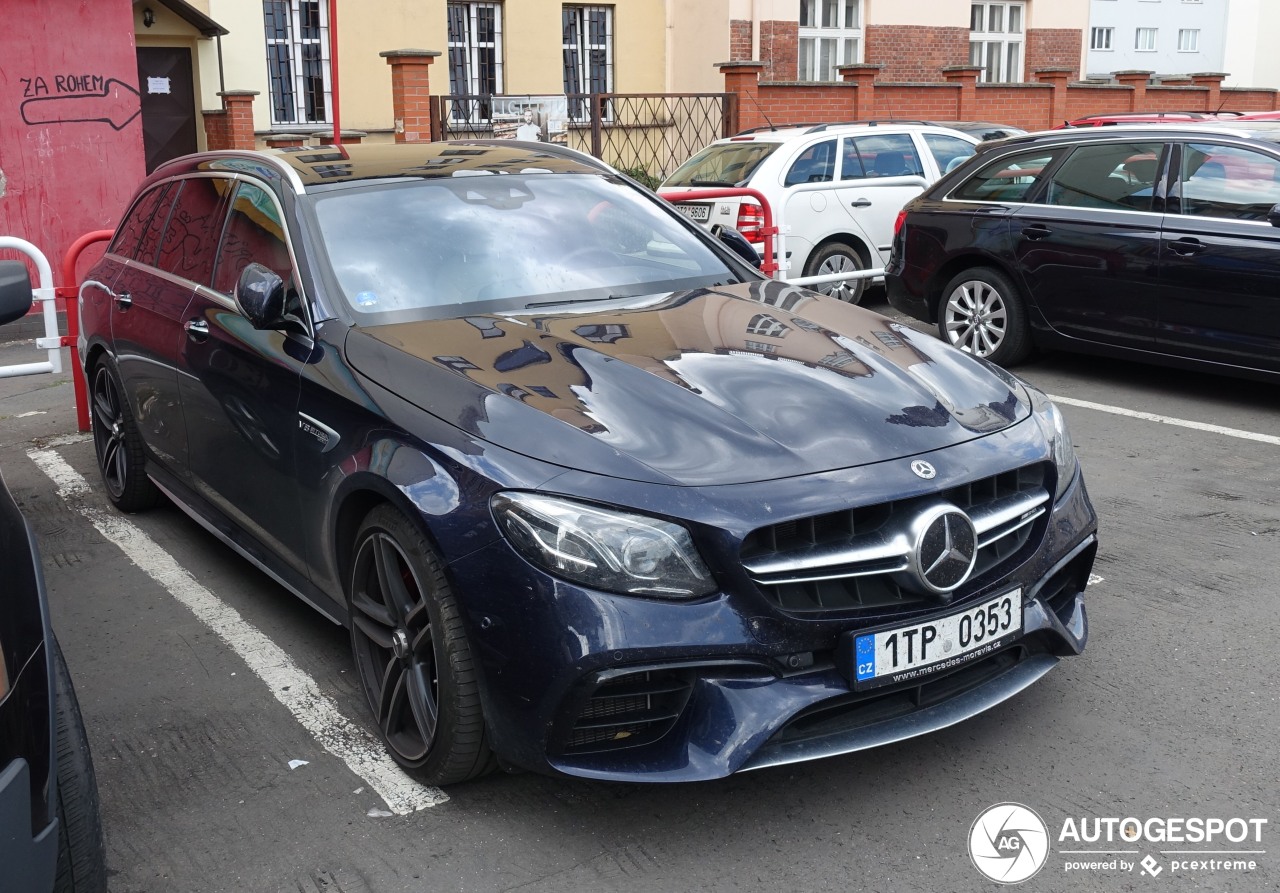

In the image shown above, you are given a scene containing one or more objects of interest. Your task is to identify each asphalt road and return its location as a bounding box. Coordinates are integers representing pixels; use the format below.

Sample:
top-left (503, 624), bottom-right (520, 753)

top-left (1, 297), bottom-right (1276, 893)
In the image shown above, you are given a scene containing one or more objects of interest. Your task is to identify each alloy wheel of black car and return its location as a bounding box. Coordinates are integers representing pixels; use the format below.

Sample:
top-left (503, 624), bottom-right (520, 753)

top-left (938, 267), bottom-right (1033, 367)
top-left (348, 506), bottom-right (494, 785)
top-left (805, 242), bottom-right (866, 304)
top-left (90, 361), bottom-right (160, 513)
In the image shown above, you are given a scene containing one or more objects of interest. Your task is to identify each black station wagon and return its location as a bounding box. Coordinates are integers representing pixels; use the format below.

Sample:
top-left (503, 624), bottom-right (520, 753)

top-left (79, 142), bottom-right (1097, 784)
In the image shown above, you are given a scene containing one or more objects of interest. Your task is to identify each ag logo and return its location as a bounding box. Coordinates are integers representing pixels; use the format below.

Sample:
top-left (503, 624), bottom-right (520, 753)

top-left (969, 803), bottom-right (1050, 884)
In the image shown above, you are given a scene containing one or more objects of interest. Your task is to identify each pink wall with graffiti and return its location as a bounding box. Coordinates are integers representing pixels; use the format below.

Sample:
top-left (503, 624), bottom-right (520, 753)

top-left (0, 0), bottom-right (145, 279)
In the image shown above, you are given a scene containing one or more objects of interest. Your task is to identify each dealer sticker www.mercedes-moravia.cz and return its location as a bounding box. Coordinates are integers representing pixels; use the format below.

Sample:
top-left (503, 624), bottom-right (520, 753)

top-left (853, 589), bottom-right (1022, 690)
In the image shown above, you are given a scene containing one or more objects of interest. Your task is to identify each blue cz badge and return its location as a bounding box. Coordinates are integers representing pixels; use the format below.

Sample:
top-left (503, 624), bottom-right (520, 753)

top-left (855, 634), bottom-right (876, 682)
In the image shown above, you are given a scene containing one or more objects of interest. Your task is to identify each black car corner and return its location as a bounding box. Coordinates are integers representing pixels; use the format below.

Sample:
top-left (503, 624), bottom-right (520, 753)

top-left (76, 141), bottom-right (1097, 784)
top-left (0, 263), bottom-right (107, 892)
top-left (885, 122), bottom-right (1280, 380)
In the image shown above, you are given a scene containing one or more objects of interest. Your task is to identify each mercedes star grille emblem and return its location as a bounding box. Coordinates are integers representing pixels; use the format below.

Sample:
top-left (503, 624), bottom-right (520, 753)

top-left (911, 460), bottom-right (937, 480)
top-left (909, 504), bottom-right (978, 594)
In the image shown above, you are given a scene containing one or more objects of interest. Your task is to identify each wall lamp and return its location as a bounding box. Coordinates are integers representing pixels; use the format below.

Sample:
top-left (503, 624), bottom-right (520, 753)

top-left (143, 7), bottom-right (155, 28)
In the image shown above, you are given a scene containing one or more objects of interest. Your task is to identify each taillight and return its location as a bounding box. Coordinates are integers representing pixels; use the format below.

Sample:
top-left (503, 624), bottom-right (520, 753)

top-left (893, 209), bottom-right (908, 237)
top-left (736, 203), bottom-right (765, 243)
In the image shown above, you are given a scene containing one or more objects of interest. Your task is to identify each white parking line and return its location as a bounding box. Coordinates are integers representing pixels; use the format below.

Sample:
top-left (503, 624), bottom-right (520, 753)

top-left (26, 447), bottom-right (446, 814)
top-left (1048, 395), bottom-right (1280, 447)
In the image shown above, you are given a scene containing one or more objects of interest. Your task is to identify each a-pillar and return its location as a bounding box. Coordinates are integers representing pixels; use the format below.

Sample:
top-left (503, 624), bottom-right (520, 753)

top-left (942, 65), bottom-right (982, 121)
top-left (717, 61), bottom-right (765, 134)
top-left (380, 49), bottom-right (441, 143)
top-left (839, 64), bottom-right (881, 120)
top-left (1113, 70), bottom-right (1154, 111)
top-left (1189, 72), bottom-right (1228, 111)
top-left (1034, 68), bottom-right (1073, 128)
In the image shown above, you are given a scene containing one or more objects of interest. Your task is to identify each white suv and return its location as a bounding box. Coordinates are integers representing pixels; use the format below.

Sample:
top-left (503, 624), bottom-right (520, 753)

top-left (659, 123), bottom-right (978, 303)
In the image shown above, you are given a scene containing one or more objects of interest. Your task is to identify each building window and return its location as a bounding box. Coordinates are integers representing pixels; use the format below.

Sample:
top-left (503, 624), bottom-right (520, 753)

top-left (1090, 27), bottom-right (1114, 51)
top-left (263, 0), bottom-right (331, 126)
top-left (970, 2), bottom-right (1024, 83)
top-left (1136, 28), bottom-right (1158, 51)
top-left (798, 0), bottom-right (863, 82)
top-left (563, 5), bottom-right (613, 120)
top-left (448, 2), bottom-right (503, 125)
top-left (1178, 29), bottom-right (1199, 52)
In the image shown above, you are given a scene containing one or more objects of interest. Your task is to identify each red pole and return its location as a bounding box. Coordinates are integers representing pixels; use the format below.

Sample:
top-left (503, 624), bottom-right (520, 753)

top-left (329, 0), bottom-right (342, 146)
top-left (658, 187), bottom-right (778, 276)
top-left (58, 230), bottom-right (114, 433)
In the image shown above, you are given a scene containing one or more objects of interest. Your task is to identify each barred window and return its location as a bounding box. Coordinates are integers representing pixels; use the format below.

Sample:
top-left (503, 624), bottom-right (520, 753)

top-left (798, 0), bottom-right (863, 82)
top-left (563, 5), bottom-right (614, 120)
top-left (448, 2), bottom-right (504, 124)
top-left (263, 0), bottom-right (331, 126)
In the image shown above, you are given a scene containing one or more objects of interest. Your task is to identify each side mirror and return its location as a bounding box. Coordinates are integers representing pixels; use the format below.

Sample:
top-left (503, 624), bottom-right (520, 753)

top-left (1269, 204), bottom-right (1280, 228)
top-left (0, 260), bottom-right (34, 327)
top-left (235, 263), bottom-right (287, 330)
top-left (710, 224), bottom-right (762, 269)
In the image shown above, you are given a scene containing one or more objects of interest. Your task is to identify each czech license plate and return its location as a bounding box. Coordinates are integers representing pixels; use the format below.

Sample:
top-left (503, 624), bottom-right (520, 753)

top-left (675, 203), bottom-right (711, 222)
top-left (852, 589), bottom-right (1023, 690)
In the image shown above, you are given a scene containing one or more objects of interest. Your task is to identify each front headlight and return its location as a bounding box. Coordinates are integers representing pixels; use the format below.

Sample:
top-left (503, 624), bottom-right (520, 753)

top-left (491, 492), bottom-right (716, 599)
top-left (1026, 387), bottom-right (1077, 501)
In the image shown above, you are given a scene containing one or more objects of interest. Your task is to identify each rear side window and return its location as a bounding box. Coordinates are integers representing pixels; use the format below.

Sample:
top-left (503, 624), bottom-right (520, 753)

top-left (841, 133), bottom-right (925, 180)
top-left (1042, 142), bottom-right (1165, 211)
top-left (212, 182), bottom-right (295, 296)
top-left (785, 138), bottom-right (837, 186)
top-left (108, 183), bottom-right (174, 263)
top-left (950, 150), bottom-right (1056, 202)
top-left (923, 133), bottom-right (977, 175)
top-left (155, 177), bottom-right (234, 285)
top-left (662, 143), bottom-right (779, 187)
top-left (1176, 142), bottom-right (1280, 220)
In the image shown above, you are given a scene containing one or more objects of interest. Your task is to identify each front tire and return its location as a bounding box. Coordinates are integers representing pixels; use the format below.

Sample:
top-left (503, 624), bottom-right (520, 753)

top-left (348, 505), bottom-right (494, 785)
top-left (803, 242), bottom-right (866, 304)
top-left (937, 267), bottom-right (1033, 366)
top-left (89, 360), bottom-right (160, 512)
top-left (51, 638), bottom-right (108, 893)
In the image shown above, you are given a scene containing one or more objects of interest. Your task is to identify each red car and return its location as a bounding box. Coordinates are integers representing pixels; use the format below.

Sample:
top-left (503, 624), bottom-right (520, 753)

top-left (1058, 111), bottom-right (1225, 128)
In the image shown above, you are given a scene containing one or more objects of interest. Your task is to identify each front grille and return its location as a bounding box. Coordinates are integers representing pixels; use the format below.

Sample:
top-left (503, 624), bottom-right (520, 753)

top-left (742, 465), bottom-right (1049, 616)
top-left (563, 670), bottom-right (694, 754)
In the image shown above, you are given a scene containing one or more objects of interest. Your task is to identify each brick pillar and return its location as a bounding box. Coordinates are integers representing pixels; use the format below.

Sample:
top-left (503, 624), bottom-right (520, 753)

top-left (203, 109), bottom-right (230, 150)
top-left (380, 49), bottom-right (441, 143)
top-left (839, 64), bottom-right (881, 121)
top-left (218, 90), bottom-right (259, 150)
top-left (1034, 68), bottom-right (1073, 128)
top-left (1189, 72), bottom-right (1228, 111)
top-left (942, 65), bottom-right (982, 121)
top-left (718, 61), bottom-right (766, 133)
top-left (1113, 70), bottom-right (1153, 111)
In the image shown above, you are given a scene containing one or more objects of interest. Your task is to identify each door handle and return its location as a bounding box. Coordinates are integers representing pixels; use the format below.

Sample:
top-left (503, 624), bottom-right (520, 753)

top-left (850, 198), bottom-right (872, 208)
top-left (114, 291), bottom-right (132, 309)
top-left (1021, 224), bottom-right (1052, 240)
top-left (184, 319), bottom-right (210, 342)
top-left (1168, 237), bottom-right (1205, 256)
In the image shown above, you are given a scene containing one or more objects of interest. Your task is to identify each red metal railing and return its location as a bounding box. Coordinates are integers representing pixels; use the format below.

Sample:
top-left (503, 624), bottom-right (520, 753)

top-left (56, 229), bottom-right (113, 432)
top-left (659, 187), bottom-right (779, 277)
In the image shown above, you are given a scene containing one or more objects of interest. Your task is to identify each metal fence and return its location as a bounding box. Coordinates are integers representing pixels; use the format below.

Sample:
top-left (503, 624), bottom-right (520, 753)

top-left (431, 92), bottom-right (735, 185)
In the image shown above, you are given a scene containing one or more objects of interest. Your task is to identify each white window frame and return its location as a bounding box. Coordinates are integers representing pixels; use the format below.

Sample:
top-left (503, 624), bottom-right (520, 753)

top-left (1178, 29), bottom-right (1199, 52)
top-left (263, 0), bottom-right (332, 127)
top-left (970, 2), bottom-right (1025, 83)
top-left (798, 0), bottom-right (864, 82)
top-left (1091, 27), bottom-right (1114, 51)
top-left (563, 5), bottom-right (614, 122)
top-left (1136, 28), bottom-right (1158, 51)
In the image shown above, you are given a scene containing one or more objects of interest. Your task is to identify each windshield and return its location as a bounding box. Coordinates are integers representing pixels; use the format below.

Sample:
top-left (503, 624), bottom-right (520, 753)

top-left (662, 143), bottom-right (779, 188)
top-left (310, 173), bottom-right (740, 321)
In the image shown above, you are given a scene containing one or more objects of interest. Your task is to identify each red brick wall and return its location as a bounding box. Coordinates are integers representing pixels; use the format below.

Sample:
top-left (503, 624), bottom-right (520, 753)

top-left (753, 84), bottom-right (858, 130)
top-left (973, 85), bottom-right (1053, 129)
top-left (1222, 89), bottom-right (1280, 112)
top-left (1026, 29), bottom-right (1081, 79)
top-left (203, 110), bottom-right (230, 151)
top-left (730, 20), bottom-right (752, 61)
top-left (873, 84), bottom-right (963, 119)
top-left (1064, 87), bottom-right (1142, 120)
top-left (760, 20), bottom-right (798, 82)
top-left (866, 26), bottom-right (969, 82)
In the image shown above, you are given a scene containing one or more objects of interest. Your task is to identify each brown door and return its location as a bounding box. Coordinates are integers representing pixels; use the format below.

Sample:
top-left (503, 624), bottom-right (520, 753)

top-left (136, 46), bottom-right (198, 173)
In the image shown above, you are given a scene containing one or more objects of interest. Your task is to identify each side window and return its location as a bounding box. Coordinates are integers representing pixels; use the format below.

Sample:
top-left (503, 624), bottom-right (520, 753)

top-left (951, 150), bottom-right (1055, 202)
top-left (924, 133), bottom-right (977, 174)
top-left (843, 133), bottom-right (924, 180)
top-left (1177, 143), bottom-right (1280, 220)
top-left (1043, 142), bottom-right (1164, 211)
top-left (155, 178), bottom-right (233, 285)
top-left (212, 182), bottom-right (295, 296)
top-left (110, 183), bottom-right (176, 264)
top-left (785, 139), bottom-right (837, 187)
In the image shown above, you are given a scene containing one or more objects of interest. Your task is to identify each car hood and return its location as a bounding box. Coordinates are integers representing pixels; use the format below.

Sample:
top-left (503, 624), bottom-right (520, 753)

top-left (344, 280), bottom-right (1029, 486)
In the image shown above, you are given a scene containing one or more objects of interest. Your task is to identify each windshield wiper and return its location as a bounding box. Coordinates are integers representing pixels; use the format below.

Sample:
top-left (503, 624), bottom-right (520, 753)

top-left (524, 296), bottom-right (615, 309)
top-left (688, 179), bottom-right (737, 187)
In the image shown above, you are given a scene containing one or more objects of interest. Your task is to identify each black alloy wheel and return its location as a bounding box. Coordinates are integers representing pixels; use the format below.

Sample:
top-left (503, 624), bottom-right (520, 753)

top-left (90, 361), bottom-right (160, 512)
top-left (804, 242), bottom-right (867, 304)
top-left (348, 505), bottom-right (494, 785)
